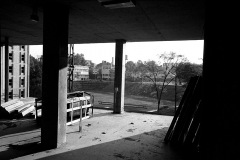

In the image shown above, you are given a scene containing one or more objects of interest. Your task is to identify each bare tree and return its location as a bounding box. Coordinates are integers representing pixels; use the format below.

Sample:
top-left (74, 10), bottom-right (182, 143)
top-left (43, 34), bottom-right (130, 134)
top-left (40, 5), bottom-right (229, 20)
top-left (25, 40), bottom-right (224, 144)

top-left (144, 52), bottom-right (187, 112)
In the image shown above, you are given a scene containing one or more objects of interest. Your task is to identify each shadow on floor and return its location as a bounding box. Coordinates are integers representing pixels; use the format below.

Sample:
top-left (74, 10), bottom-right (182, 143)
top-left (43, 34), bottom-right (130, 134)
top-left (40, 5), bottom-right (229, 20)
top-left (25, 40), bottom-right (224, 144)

top-left (0, 119), bottom-right (40, 137)
top-left (37, 128), bottom-right (199, 160)
top-left (0, 127), bottom-right (199, 160)
top-left (0, 110), bottom-right (199, 160)
top-left (0, 131), bottom-right (42, 160)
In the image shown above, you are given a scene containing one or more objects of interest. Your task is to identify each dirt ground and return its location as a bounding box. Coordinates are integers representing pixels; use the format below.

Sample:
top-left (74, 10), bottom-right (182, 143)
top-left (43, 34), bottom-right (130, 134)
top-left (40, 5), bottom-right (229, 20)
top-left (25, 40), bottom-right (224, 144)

top-left (90, 91), bottom-right (177, 116)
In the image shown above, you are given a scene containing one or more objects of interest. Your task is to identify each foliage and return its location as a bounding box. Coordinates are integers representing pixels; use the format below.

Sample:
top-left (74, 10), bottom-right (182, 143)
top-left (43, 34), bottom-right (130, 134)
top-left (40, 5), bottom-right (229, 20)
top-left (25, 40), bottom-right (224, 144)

top-left (125, 61), bottom-right (136, 81)
top-left (143, 52), bottom-right (187, 112)
top-left (30, 55), bottom-right (42, 97)
top-left (176, 62), bottom-right (202, 85)
top-left (89, 68), bottom-right (96, 79)
top-left (88, 61), bottom-right (96, 79)
top-left (73, 53), bottom-right (87, 66)
top-left (135, 60), bottom-right (147, 82)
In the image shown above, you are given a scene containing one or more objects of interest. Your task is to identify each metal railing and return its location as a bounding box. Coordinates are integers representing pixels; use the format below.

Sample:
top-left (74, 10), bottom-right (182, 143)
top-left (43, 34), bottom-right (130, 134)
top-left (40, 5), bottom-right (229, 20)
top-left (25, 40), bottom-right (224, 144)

top-left (35, 91), bottom-right (94, 126)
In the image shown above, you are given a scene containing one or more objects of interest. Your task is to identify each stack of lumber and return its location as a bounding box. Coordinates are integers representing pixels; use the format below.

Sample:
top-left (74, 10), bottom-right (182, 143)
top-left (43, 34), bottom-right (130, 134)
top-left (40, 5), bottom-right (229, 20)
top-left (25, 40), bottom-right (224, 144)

top-left (164, 76), bottom-right (202, 153)
top-left (0, 99), bottom-right (35, 119)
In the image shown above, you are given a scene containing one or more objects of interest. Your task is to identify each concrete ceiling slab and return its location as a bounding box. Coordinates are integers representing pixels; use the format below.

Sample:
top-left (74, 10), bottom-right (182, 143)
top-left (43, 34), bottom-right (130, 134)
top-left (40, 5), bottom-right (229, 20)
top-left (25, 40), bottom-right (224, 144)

top-left (0, 0), bottom-right (204, 45)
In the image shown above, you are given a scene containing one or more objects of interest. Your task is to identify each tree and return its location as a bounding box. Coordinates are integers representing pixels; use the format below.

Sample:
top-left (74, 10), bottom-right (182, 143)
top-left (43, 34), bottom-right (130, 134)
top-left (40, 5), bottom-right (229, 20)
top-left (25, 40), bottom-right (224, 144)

top-left (30, 55), bottom-right (42, 98)
top-left (125, 61), bottom-right (136, 81)
top-left (73, 53), bottom-right (87, 65)
top-left (144, 52), bottom-right (187, 112)
top-left (176, 62), bottom-right (202, 85)
top-left (88, 61), bottom-right (96, 79)
top-left (135, 60), bottom-right (146, 82)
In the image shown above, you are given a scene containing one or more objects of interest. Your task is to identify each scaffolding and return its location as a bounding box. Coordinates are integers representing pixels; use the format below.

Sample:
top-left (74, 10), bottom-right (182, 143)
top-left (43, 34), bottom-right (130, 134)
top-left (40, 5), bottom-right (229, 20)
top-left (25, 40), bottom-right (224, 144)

top-left (68, 44), bottom-right (74, 92)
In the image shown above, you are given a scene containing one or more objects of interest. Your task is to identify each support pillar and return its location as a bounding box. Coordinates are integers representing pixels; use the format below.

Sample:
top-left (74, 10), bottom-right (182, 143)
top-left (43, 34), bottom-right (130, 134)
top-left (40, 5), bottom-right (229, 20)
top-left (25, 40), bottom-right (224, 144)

top-left (41, 3), bottom-right (69, 149)
top-left (4, 37), bottom-right (9, 102)
top-left (201, 2), bottom-right (240, 160)
top-left (113, 39), bottom-right (126, 114)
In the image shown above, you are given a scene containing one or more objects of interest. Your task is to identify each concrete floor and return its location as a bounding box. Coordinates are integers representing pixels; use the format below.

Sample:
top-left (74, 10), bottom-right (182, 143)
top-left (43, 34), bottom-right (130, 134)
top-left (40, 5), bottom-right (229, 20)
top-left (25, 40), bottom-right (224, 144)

top-left (0, 109), bottom-right (198, 160)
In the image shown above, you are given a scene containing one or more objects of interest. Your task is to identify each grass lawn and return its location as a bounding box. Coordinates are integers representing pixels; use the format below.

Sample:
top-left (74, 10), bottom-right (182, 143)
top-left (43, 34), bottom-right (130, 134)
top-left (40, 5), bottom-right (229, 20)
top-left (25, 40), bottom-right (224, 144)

top-left (88, 91), bottom-right (177, 116)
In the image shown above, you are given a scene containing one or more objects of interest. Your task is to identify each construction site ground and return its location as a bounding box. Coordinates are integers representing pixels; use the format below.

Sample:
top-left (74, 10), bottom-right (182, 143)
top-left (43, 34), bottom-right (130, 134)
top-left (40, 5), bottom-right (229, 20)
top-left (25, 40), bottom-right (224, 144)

top-left (92, 91), bottom-right (177, 116)
top-left (0, 108), bottom-right (199, 160)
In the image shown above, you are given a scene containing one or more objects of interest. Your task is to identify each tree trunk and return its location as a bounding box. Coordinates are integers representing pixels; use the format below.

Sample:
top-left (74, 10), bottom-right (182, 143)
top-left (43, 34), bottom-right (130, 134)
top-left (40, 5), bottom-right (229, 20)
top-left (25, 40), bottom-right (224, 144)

top-left (157, 98), bottom-right (161, 113)
top-left (158, 87), bottom-right (164, 113)
top-left (156, 88), bottom-right (162, 113)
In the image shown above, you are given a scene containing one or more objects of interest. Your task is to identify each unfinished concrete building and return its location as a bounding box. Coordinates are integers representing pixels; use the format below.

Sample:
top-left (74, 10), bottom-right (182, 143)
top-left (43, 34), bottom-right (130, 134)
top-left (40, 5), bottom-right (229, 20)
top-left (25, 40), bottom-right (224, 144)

top-left (1, 45), bottom-right (30, 102)
top-left (1, 0), bottom-right (239, 160)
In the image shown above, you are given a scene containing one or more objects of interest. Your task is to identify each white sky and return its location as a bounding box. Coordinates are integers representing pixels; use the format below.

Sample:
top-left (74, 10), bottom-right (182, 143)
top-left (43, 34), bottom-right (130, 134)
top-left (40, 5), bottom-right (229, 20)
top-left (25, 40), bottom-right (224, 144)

top-left (29, 40), bottom-right (204, 64)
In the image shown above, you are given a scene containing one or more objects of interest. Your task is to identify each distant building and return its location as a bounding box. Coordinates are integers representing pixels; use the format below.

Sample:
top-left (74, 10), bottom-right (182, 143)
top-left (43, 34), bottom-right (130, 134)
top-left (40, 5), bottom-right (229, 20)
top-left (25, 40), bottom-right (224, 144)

top-left (1, 45), bottom-right (30, 101)
top-left (94, 58), bottom-right (115, 80)
top-left (110, 66), bottom-right (115, 80)
top-left (73, 65), bottom-right (89, 81)
top-left (101, 61), bottom-right (111, 80)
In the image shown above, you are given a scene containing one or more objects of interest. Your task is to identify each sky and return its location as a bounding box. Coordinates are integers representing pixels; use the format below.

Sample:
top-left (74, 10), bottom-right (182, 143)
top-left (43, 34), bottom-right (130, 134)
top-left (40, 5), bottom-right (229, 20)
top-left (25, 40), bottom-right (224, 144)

top-left (29, 40), bottom-right (204, 64)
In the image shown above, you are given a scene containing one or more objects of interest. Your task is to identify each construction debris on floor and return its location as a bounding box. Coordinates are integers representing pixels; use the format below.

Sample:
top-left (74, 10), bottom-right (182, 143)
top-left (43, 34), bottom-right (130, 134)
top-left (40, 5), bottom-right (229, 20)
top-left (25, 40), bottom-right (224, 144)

top-left (0, 109), bottom-right (182, 160)
top-left (0, 91), bottom-right (94, 130)
top-left (0, 98), bottom-right (36, 120)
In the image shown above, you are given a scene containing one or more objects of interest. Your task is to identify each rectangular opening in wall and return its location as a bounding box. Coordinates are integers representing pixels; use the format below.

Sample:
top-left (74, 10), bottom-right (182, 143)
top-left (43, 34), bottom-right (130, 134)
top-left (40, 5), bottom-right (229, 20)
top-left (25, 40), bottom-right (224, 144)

top-left (21, 90), bottom-right (25, 98)
top-left (21, 78), bottom-right (25, 87)
top-left (9, 90), bottom-right (13, 99)
top-left (21, 54), bottom-right (25, 62)
top-left (9, 79), bottom-right (13, 88)
top-left (9, 52), bottom-right (13, 61)
top-left (9, 66), bottom-right (13, 74)
top-left (19, 52), bottom-right (21, 63)
top-left (21, 66), bottom-right (25, 74)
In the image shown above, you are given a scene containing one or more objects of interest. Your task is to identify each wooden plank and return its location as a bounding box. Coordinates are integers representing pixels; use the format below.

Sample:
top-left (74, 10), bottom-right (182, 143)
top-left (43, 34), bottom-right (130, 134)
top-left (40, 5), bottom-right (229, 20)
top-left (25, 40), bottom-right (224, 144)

top-left (8, 103), bottom-right (25, 113)
top-left (1, 99), bottom-right (19, 108)
top-left (174, 77), bottom-right (202, 144)
top-left (182, 101), bottom-right (201, 146)
top-left (164, 76), bottom-right (199, 143)
top-left (5, 101), bottom-right (24, 112)
top-left (193, 124), bottom-right (200, 145)
top-left (170, 76), bottom-right (202, 144)
top-left (20, 105), bottom-right (35, 116)
top-left (17, 104), bottom-right (31, 112)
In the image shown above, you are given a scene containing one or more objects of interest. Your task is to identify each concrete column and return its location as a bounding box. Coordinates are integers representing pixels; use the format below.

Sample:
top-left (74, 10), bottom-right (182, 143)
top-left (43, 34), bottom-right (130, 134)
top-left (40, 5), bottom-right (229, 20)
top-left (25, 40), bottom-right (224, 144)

top-left (41, 3), bottom-right (69, 149)
top-left (201, 2), bottom-right (239, 160)
top-left (113, 39), bottom-right (126, 114)
top-left (1, 43), bottom-right (4, 105)
top-left (26, 45), bottom-right (30, 97)
top-left (4, 37), bottom-right (9, 102)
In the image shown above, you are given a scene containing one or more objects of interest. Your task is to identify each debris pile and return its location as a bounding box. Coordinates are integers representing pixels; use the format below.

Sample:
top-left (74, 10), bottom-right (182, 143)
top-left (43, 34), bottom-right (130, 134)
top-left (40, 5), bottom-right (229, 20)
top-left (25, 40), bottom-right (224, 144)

top-left (0, 99), bottom-right (35, 119)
